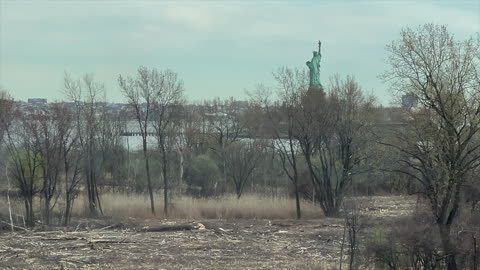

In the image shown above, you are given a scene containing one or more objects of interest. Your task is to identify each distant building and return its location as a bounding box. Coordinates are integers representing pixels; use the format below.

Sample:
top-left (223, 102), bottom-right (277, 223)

top-left (402, 94), bottom-right (417, 108)
top-left (28, 98), bottom-right (47, 105)
top-left (231, 100), bottom-right (249, 112)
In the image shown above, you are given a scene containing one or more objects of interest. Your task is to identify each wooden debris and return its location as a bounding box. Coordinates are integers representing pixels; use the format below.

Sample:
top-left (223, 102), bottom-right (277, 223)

top-left (0, 221), bottom-right (29, 231)
top-left (218, 227), bottom-right (233, 233)
top-left (140, 223), bottom-right (206, 232)
top-left (88, 238), bottom-right (129, 244)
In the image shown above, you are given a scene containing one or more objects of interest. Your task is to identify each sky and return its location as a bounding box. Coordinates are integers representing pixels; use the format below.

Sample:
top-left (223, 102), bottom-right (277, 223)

top-left (0, 1), bottom-right (479, 105)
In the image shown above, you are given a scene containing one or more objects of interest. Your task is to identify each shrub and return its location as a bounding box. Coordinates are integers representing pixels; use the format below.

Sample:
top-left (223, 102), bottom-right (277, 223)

top-left (184, 154), bottom-right (224, 197)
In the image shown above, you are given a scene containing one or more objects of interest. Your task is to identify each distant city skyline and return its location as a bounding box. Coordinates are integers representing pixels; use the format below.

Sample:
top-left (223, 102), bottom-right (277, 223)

top-left (1, 1), bottom-right (479, 105)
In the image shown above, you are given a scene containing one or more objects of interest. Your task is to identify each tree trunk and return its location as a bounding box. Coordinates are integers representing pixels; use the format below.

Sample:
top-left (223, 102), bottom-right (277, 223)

top-left (64, 164), bottom-right (71, 226)
top-left (86, 146), bottom-right (99, 216)
top-left (87, 169), bottom-right (97, 216)
top-left (143, 136), bottom-right (155, 215)
top-left (44, 196), bottom-right (51, 225)
top-left (64, 193), bottom-right (72, 226)
top-left (320, 191), bottom-right (339, 217)
top-left (473, 235), bottom-right (477, 270)
top-left (158, 136), bottom-right (169, 218)
top-left (145, 155), bottom-right (155, 215)
top-left (305, 159), bottom-right (339, 217)
top-left (293, 176), bottom-right (301, 219)
top-left (25, 197), bottom-right (34, 227)
top-left (439, 224), bottom-right (458, 270)
top-left (94, 182), bottom-right (103, 215)
top-left (349, 226), bottom-right (356, 270)
top-left (290, 144), bottom-right (301, 219)
top-left (162, 151), bottom-right (169, 218)
top-left (178, 147), bottom-right (184, 189)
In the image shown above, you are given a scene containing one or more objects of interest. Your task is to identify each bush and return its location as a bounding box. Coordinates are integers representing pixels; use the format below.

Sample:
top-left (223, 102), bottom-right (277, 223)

top-left (365, 206), bottom-right (480, 270)
top-left (184, 154), bottom-right (224, 197)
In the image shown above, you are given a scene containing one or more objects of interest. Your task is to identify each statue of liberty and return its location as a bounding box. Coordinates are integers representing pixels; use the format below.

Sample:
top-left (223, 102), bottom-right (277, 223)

top-left (306, 41), bottom-right (323, 89)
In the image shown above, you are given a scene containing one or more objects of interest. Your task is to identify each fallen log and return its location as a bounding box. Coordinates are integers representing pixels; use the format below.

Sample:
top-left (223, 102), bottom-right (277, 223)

top-left (140, 223), bottom-right (205, 232)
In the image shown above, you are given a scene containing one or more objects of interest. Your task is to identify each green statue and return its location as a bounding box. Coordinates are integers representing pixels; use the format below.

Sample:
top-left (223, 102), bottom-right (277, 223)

top-left (306, 41), bottom-right (323, 89)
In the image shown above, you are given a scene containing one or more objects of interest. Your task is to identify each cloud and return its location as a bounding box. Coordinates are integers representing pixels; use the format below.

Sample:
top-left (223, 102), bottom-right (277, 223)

top-left (3, 1), bottom-right (477, 50)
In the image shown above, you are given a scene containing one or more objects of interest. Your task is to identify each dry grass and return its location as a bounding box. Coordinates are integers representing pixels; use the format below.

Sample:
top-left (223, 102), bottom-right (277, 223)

top-left (0, 195), bottom-right (29, 225)
top-left (1, 193), bottom-right (420, 225)
top-left (88, 193), bottom-right (322, 220)
top-left (0, 192), bottom-right (322, 223)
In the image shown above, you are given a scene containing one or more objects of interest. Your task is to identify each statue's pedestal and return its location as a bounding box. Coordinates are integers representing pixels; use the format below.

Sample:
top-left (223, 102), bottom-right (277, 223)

top-left (303, 86), bottom-right (326, 112)
top-left (306, 86), bottom-right (325, 101)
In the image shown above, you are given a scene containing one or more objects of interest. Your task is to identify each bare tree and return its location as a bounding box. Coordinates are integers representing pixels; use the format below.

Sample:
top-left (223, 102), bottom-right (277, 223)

top-left (64, 73), bottom-right (104, 216)
top-left (265, 68), bottom-right (308, 219)
top-left (5, 109), bottom-right (43, 226)
top-left (119, 67), bottom-right (183, 216)
top-left (33, 104), bottom-right (66, 225)
top-left (97, 103), bottom-right (128, 190)
top-left (119, 67), bottom-right (156, 214)
top-left (340, 198), bottom-right (367, 270)
top-left (57, 104), bottom-right (82, 226)
top-left (249, 68), bottom-right (305, 219)
top-left (382, 24), bottom-right (480, 270)
top-left (204, 98), bottom-right (245, 191)
top-left (0, 91), bottom-right (15, 229)
top-left (175, 103), bottom-right (204, 190)
top-left (297, 75), bottom-right (374, 217)
top-left (151, 69), bottom-right (184, 217)
top-left (224, 140), bottom-right (265, 199)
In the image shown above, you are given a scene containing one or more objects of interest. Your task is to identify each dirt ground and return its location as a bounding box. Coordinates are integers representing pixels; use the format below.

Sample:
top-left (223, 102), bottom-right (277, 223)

top-left (0, 196), bottom-right (416, 269)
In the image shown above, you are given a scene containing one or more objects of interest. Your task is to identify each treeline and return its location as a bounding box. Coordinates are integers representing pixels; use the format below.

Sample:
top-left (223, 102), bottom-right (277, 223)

top-left (0, 67), bottom-right (392, 225)
top-left (0, 23), bottom-right (480, 269)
